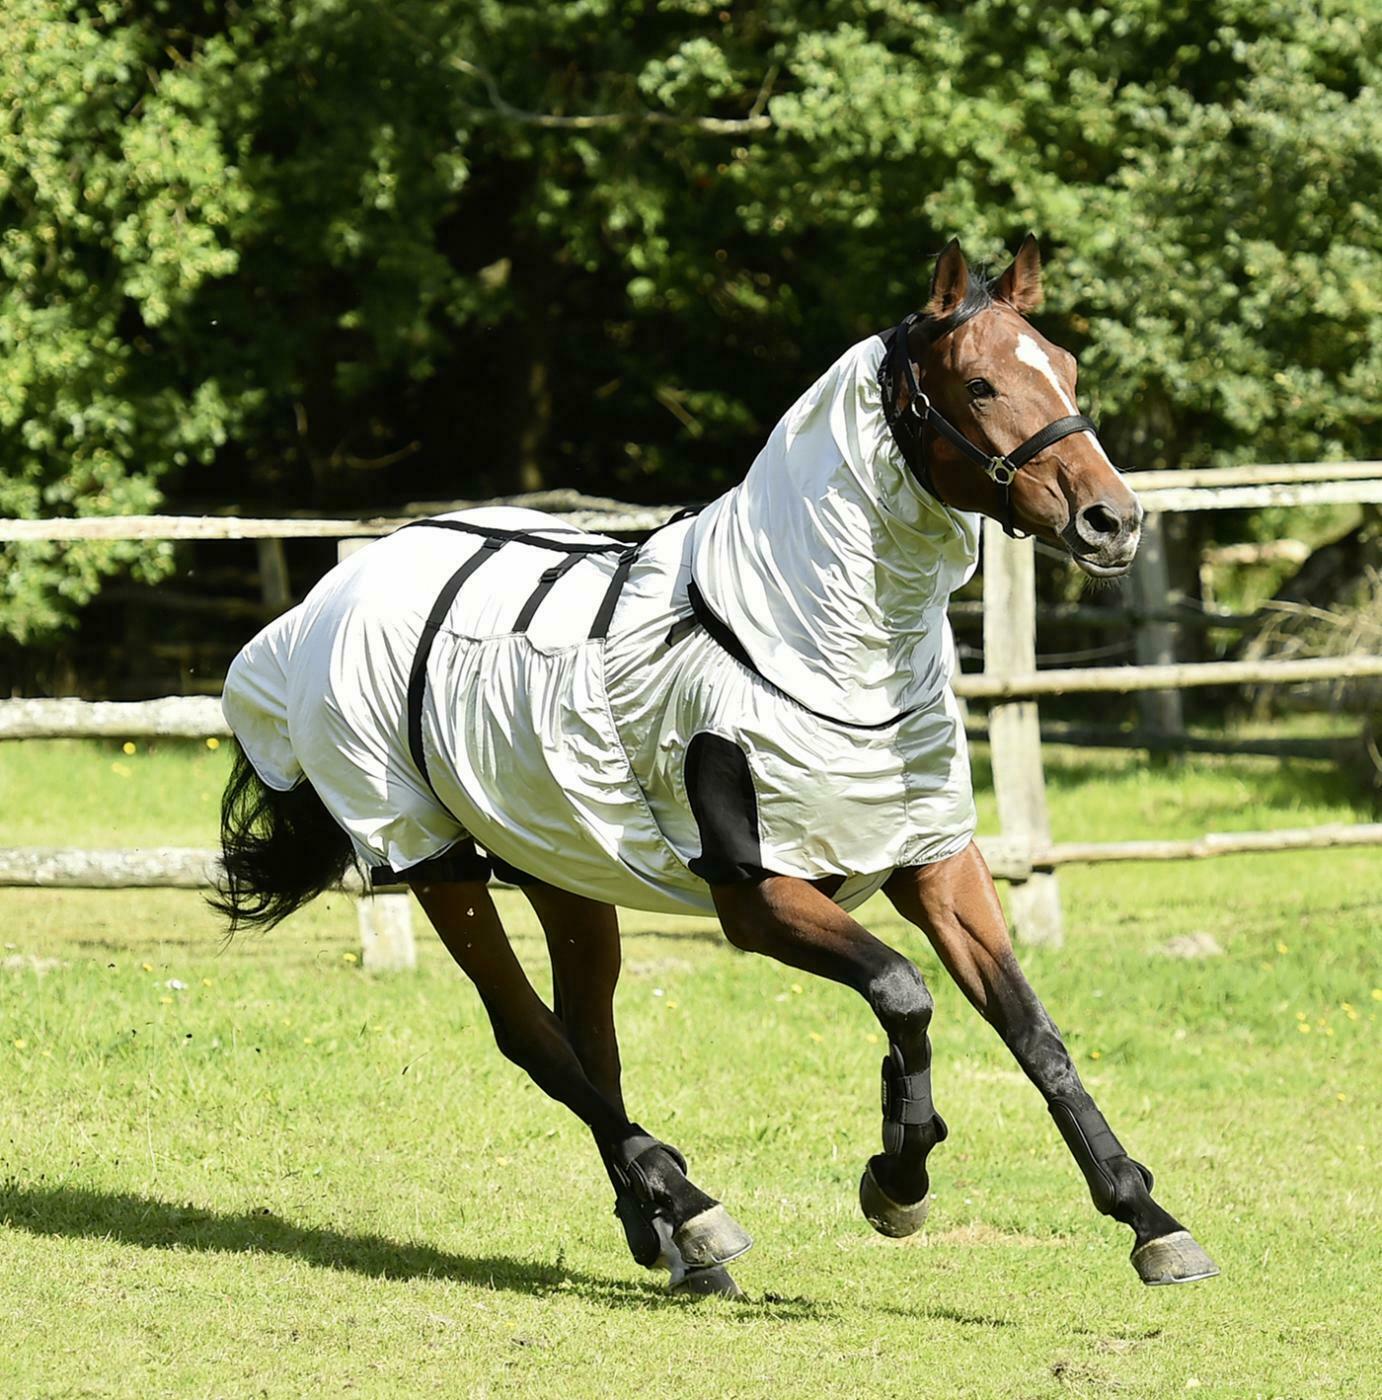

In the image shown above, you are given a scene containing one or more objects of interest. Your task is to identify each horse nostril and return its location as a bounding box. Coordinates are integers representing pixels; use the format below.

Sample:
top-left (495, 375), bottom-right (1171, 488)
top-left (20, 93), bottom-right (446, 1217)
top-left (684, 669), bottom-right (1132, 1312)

top-left (1077, 501), bottom-right (1122, 544)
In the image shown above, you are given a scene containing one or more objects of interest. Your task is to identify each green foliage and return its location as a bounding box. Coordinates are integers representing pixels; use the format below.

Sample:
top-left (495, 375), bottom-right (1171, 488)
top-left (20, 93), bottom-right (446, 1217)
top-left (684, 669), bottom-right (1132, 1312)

top-left (2, 0), bottom-right (1378, 641)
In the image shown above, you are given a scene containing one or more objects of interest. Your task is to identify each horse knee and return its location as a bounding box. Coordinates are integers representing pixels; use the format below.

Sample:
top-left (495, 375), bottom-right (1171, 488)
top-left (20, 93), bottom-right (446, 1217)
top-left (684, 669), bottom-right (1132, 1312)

top-left (867, 958), bottom-right (933, 1041)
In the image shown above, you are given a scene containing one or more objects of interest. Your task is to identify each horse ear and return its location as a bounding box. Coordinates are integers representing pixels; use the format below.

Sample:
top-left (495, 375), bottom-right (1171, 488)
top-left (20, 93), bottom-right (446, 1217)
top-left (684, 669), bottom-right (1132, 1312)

top-left (997, 232), bottom-right (1043, 313)
top-left (924, 239), bottom-right (970, 318)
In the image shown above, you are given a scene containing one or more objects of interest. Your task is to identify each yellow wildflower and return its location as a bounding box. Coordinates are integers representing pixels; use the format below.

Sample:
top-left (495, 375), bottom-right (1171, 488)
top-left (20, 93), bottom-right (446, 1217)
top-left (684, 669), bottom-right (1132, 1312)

top-left (206, 737), bottom-right (221, 750)
top-left (122, 741), bottom-right (136, 755)
top-left (12, 1038), bottom-right (27, 1050)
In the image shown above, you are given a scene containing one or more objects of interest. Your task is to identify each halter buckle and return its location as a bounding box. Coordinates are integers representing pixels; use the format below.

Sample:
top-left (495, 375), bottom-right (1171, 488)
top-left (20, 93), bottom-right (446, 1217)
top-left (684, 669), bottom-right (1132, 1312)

top-left (988, 457), bottom-right (1016, 487)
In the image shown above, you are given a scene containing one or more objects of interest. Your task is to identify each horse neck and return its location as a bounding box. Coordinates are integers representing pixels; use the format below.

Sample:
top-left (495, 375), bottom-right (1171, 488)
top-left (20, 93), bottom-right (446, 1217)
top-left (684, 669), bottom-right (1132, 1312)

top-left (776, 432), bottom-right (968, 646)
top-left (691, 335), bottom-right (978, 722)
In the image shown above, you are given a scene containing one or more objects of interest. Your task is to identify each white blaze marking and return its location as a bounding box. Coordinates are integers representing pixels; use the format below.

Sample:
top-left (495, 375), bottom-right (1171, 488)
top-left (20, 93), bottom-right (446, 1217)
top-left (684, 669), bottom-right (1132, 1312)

top-left (1014, 333), bottom-right (1120, 474)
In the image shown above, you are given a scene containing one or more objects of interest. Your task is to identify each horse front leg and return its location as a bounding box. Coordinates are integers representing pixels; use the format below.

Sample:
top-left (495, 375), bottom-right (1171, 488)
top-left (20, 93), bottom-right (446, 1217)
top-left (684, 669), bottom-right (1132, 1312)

top-left (713, 875), bottom-right (948, 1238)
top-left (885, 845), bottom-right (1219, 1286)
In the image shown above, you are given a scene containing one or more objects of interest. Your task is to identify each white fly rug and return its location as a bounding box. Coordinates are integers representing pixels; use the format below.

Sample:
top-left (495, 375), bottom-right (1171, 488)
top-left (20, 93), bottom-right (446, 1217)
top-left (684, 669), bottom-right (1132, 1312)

top-left (222, 334), bottom-right (980, 917)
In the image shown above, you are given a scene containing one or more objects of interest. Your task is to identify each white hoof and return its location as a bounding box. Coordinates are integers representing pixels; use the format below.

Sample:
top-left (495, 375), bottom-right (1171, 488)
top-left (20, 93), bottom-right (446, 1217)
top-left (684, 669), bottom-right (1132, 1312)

top-left (1131, 1230), bottom-right (1220, 1286)
top-left (673, 1204), bottom-right (754, 1269)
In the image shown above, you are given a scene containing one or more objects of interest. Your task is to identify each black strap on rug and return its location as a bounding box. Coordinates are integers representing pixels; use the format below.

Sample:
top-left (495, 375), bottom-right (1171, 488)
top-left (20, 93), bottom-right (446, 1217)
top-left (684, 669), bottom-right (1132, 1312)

top-left (589, 547), bottom-right (639, 641)
top-left (686, 579), bottom-right (913, 733)
top-left (406, 536), bottom-right (506, 798)
top-left (398, 519), bottom-right (648, 801)
top-left (400, 517), bottom-right (621, 555)
top-left (513, 551), bottom-right (585, 633)
top-left (370, 844), bottom-right (493, 887)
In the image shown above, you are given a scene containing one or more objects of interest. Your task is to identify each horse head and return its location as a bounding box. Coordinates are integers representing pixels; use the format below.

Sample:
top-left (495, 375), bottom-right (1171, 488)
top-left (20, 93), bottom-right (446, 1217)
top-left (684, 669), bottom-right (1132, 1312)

top-left (899, 235), bottom-right (1142, 577)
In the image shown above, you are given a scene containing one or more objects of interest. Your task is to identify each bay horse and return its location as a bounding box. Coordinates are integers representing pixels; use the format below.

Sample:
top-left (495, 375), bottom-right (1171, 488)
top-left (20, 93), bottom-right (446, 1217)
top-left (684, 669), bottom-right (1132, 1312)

top-left (213, 236), bottom-right (1218, 1297)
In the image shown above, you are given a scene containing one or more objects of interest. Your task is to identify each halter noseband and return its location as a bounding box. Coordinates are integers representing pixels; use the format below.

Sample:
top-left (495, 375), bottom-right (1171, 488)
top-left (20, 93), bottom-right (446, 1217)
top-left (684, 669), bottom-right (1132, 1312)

top-left (882, 312), bottom-right (1100, 539)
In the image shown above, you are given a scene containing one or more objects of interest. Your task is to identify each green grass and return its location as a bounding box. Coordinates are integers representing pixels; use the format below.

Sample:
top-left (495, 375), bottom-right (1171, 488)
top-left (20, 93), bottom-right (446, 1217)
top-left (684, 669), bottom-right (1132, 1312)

top-left (1, 739), bottom-right (1379, 1397)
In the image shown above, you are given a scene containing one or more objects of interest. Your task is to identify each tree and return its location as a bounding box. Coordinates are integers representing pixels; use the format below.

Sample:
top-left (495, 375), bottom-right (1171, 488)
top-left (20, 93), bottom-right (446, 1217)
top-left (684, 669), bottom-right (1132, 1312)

top-left (2, 0), bottom-right (1377, 646)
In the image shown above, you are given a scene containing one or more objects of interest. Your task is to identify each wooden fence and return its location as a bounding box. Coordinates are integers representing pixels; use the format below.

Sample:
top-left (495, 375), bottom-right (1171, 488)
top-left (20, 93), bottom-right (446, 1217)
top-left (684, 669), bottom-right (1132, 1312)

top-left (3, 462), bottom-right (1380, 960)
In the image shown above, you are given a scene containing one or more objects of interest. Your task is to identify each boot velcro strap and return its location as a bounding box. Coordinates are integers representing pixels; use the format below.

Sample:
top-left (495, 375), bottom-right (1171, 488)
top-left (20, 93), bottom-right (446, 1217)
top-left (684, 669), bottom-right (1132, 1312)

top-left (881, 1056), bottom-right (933, 1126)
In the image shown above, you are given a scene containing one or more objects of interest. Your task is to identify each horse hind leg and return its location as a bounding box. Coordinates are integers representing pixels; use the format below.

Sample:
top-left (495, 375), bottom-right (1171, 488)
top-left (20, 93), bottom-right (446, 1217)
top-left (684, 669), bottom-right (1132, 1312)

top-left (517, 876), bottom-right (751, 1295)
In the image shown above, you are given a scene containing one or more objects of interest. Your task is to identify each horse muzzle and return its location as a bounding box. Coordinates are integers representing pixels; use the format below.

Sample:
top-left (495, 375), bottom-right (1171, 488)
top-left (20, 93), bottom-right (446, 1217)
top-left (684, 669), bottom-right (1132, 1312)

top-left (1062, 494), bottom-right (1143, 578)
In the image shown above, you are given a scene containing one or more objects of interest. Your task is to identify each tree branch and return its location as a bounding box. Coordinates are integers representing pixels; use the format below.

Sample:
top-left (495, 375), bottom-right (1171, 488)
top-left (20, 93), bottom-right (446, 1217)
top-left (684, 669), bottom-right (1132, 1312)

top-left (449, 56), bottom-right (774, 135)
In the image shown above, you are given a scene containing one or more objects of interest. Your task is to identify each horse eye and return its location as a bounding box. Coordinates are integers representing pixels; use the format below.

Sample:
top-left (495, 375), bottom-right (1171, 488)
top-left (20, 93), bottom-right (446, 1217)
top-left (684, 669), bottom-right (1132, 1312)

top-left (966, 378), bottom-right (995, 399)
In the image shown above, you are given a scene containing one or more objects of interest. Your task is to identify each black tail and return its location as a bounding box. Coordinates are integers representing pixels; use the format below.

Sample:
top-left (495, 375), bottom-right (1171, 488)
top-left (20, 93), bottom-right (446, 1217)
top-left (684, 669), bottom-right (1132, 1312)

top-left (208, 742), bottom-right (356, 934)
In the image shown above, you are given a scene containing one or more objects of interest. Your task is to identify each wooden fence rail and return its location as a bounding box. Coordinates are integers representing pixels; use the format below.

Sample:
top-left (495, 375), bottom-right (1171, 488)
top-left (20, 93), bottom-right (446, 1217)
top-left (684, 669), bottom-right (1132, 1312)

top-left (4, 463), bottom-right (1379, 955)
top-left (5, 822), bottom-right (1380, 893)
top-left (6, 653), bottom-right (1377, 740)
top-left (1, 461), bottom-right (1378, 544)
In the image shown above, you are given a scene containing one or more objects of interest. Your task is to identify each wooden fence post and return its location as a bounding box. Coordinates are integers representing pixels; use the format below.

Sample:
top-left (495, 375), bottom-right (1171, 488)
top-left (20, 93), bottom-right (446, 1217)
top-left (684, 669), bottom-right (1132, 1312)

top-left (1130, 512), bottom-right (1185, 742)
top-left (255, 538), bottom-right (293, 614)
top-left (982, 520), bottom-right (1064, 947)
top-left (355, 886), bottom-right (418, 972)
top-left (338, 537), bottom-right (417, 972)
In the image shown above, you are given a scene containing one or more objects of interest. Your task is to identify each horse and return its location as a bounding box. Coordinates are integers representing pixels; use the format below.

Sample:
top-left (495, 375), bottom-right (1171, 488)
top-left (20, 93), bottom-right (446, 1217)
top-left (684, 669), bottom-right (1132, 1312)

top-left (213, 236), bottom-right (1218, 1298)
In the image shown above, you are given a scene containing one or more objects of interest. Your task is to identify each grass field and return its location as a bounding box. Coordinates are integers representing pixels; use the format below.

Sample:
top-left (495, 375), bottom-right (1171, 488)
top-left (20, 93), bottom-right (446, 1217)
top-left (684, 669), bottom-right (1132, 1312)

top-left (1, 738), bottom-right (1378, 1397)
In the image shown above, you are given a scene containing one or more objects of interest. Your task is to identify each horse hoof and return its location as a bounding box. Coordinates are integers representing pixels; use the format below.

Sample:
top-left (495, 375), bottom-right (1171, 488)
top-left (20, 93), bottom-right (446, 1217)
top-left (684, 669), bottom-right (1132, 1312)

top-left (674, 1204), bottom-right (753, 1269)
top-left (859, 1162), bottom-right (929, 1238)
top-left (1131, 1230), bottom-right (1220, 1286)
top-left (670, 1264), bottom-right (745, 1300)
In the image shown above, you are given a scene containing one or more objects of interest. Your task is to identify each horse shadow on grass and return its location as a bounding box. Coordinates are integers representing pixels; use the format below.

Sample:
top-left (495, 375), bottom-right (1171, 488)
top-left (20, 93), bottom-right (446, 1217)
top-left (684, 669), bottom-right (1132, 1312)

top-left (0, 1181), bottom-right (827, 1319)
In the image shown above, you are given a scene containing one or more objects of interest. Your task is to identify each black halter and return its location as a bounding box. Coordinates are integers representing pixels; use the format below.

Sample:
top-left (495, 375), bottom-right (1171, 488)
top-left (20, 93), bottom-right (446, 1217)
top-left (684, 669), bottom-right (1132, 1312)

top-left (881, 312), bottom-right (1101, 538)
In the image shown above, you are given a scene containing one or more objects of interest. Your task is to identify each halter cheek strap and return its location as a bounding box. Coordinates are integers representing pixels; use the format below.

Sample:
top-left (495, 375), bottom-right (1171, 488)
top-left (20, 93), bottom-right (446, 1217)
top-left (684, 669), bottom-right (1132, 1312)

top-left (882, 314), bottom-right (1100, 538)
